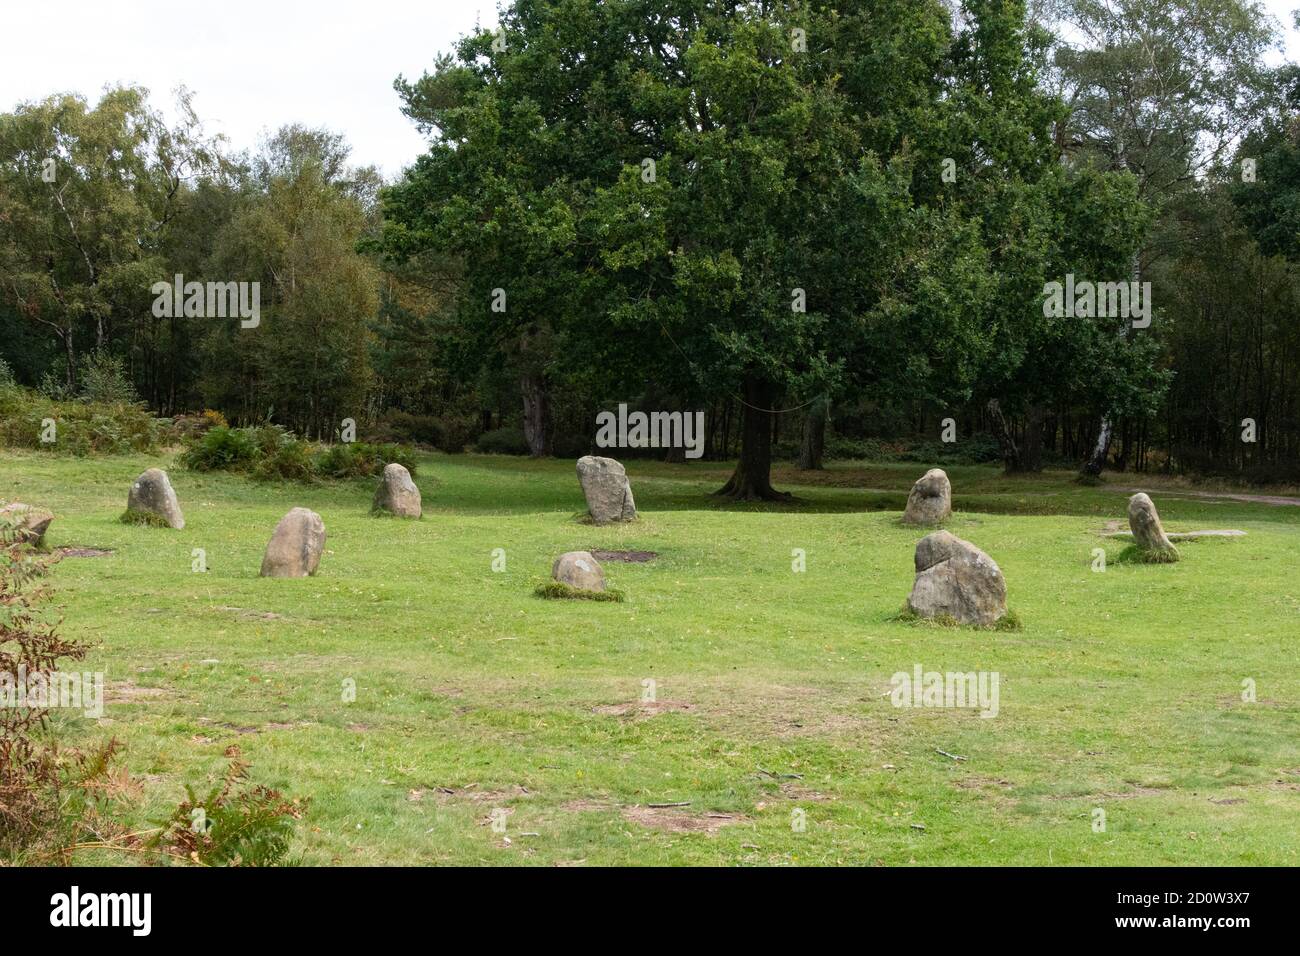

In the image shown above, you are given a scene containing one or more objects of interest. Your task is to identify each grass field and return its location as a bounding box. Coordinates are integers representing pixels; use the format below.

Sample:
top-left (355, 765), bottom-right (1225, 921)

top-left (3, 449), bottom-right (1298, 866)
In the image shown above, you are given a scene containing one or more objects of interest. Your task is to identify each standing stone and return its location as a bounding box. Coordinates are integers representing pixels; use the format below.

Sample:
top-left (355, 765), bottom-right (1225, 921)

top-left (552, 551), bottom-right (606, 592)
top-left (260, 508), bottom-right (326, 578)
top-left (902, 468), bottom-right (952, 525)
top-left (126, 468), bottom-right (185, 529)
top-left (372, 463), bottom-right (421, 518)
top-left (576, 456), bottom-right (636, 523)
top-left (1127, 493), bottom-right (1179, 562)
top-left (0, 503), bottom-right (54, 545)
top-left (906, 530), bottom-right (1007, 626)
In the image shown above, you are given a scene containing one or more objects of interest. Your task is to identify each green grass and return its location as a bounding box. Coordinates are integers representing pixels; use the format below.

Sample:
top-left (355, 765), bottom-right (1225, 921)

top-left (119, 508), bottom-right (173, 528)
top-left (2, 450), bottom-right (1298, 866)
top-left (533, 581), bottom-right (625, 602)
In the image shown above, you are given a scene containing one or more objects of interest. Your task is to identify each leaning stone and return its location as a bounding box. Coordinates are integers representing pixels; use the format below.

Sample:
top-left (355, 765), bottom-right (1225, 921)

top-left (576, 456), bottom-right (636, 523)
top-left (902, 468), bottom-right (952, 526)
top-left (260, 508), bottom-right (326, 578)
top-left (372, 463), bottom-right (421, 518)
top-left (0, 503), bottom-right (55, 545)
top-left (126, 468), bottom-right (185, 529)
top-left (1127, 493), bottom-right (1179, 562)
top-left (906, 530), bottom-right (1007, 626)
top-left (552, 551), bottom-right (606, 592)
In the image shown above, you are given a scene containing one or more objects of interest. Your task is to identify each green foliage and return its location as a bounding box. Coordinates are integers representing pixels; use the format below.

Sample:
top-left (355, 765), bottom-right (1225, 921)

top-left (179, 425), bottom-right (259, 471)
top-left (78, 352), bottom-right (137, 405)
top-left (371, 410), bottom-right (444, 448)
top-left (314, 442), bottom-right (416, 480)
top-left (0, 530), bottom-right (123, 864)
top-left (150, 749), bottom-right (307, 867)
top-left (180, 424), bottom-right (416, 482)
top-left (476, 427), bottom-right (531, 456)
top-left (0, 386), bottom-right (169, 455)
top-left (38, 372), bottom-right (73, 401)
top-left (808, 432), bottom-right (1001, 466)
top-left (533, 581), bottom-right (625, 602)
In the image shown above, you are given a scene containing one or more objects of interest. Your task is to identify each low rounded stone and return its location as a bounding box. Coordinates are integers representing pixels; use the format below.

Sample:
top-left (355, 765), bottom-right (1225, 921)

top-left (552, 550), bottom-right (606, 591)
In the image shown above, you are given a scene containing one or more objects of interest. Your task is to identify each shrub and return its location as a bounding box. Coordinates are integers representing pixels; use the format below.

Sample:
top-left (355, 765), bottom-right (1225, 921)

top-left (180, 425), bottom-right (259, 471)
top-left (477, 426), bottom-right (531, 455)
top-left (172, 409), bottom-right (229, 440)
top-left (373, 410), bottom-right (444, 448)
top-left (179, 425), bottom-right (416, 482)
top-left (253, 436), bottom-right (317, 482)
top-left (150, 748), bottom-right (307, 867)
top-left (0, 522), bottom-right (119, 861)
top-left (314, 442), bottom-right (416, 480)
top-left (37, 371), bottom-right (72, 401)
top-left (78, 352), bottom-right (137, 405)
top-left (0, 387), bottom-right (168, 456)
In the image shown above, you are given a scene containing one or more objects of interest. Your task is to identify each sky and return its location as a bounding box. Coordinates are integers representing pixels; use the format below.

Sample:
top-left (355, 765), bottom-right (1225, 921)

top-left (0, 0), bottom-right (500, 180)
top-left (1, 0), bottom-right (1298, 180)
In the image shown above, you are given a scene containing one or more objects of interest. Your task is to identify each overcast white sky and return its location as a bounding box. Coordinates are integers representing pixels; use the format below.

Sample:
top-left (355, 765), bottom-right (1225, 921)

top-left (1, 0), bottom-right (1297, 181)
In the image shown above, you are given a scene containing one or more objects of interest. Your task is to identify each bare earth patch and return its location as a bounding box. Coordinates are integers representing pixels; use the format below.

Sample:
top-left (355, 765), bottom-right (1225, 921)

top-left (414, 784), bottom-right (533, 803)
top-left (1090, 786), bottom-right (1167, 800)
top-left (559, 798), bottom-right (617, 813)
top-left (57, 547), bottom-right (114, 558)
top-left (589, 549), bottom-right (658, 563)
top-left (777, 782), bottom-right (833, 802)
top-left (105, 680), bottom-right (173, 704)
top-left (593, 700), bottom-right (693, 718)
top-left (217, 606), bottom-right (284, 621)
top-left (621, 804), bottom-right (749, 834)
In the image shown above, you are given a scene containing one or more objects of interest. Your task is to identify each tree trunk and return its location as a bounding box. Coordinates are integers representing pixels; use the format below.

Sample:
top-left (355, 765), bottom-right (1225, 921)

top-left (715, 376), bottom-right (790, 500)
top-left (63, 330), bottom-right (77, 392)
top-left (519, 371), bottom-right (551, 457)
top-left (987, 399), bottom-right (1021, 472)
top-left (1081, 417), bottom-right (1114, 477)
top-left (797, 398), bottom-right (827, 470)
top-left (1022, 405), bottom-right (1046, 472)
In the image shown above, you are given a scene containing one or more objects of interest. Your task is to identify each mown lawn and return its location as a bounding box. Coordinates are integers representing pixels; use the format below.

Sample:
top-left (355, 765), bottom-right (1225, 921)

top-left (3, 449), bottom-right (1297, 865)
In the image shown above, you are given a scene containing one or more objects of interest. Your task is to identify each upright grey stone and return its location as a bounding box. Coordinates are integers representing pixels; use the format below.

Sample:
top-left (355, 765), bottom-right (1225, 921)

top-left (373, 463), bottom-right (421, 518)
top-left (903, 468), bottom-right (952, 526)
top-left (576, 455), bottom-right (636, 523)
top-left (906, 530), bottom-right (1007, 626)
top-left (260, 508), bottom-right (326, 578)
top-left (1127, 493), bottom-right (1179, 562)
top-left (127, 468), bottom-right (185, 529)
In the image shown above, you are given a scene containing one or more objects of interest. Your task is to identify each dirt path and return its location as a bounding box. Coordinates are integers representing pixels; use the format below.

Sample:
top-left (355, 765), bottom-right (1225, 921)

top-left (1113, 487), bottom-right (1300, 507)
